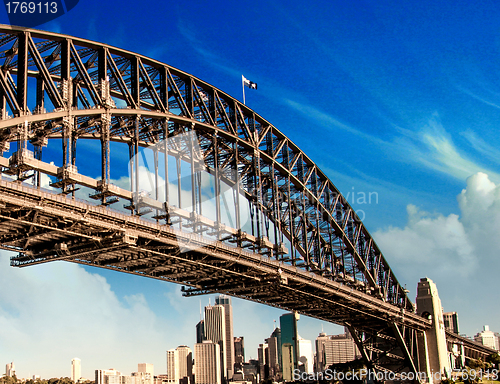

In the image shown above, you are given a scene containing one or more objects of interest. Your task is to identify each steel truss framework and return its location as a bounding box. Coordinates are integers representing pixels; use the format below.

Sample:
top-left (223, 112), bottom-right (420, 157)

top-left (445, 331), bottom-right (497, 363)
top-left (0, 25), bottom-right (480, 380)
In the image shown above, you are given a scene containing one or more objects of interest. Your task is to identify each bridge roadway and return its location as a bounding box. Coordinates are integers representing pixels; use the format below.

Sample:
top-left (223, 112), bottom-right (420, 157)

top-left (0, 25), bottom-right (494, 380)
top-left (445, 331), bottom-right (498, 362)
top-left (0, 178), bottom-right (427, 331)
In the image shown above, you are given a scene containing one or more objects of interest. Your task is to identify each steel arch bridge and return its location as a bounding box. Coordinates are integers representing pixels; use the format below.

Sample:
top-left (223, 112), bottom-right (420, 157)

top-left (0, 25), bottom-right (433, 379)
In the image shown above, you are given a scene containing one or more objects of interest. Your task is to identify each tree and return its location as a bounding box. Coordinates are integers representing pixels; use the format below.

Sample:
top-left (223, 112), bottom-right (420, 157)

top-left (487, 353), bottom-right (500, 368)
top-left (467, 358), bottom-right (485, 370)
top-left (0, 375), bottom-right (18, 384)
top-left (461, 367), bottom-right (481, 384)
top-left (441, 378), bottom-right (454, 384)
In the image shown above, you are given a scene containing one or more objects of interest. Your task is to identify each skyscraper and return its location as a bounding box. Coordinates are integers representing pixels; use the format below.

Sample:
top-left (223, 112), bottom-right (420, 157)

top-left (215, 295), bottom-right (235, 379)
top-left (266, 328), bottom-right (281, 379)
top-left (443, 312), bottom-right (460, 335)
top-left (167, 349), bottom-right (179, 383)
top-left (323, 334), bottom-right (360, 365)
top-left (95, 369), bottom-right (121, 384)
top-left (137, 363), bottom-right (154, 384)
top-left (234, 337), bottom-right (245, 371)
top-left (315, 332), bottom-right (329, 372)
top-left (194, 341), bottom-right (221, 384)
top-left (138, 364), bottom-right (154, 376)
top-left (204, 304), bottom-right (227, 381)
top-left (5, 362), bottom-right (15, 378)
top-left (280, 312), bottom-right (299, 381)
top-left (298, 338), bottom-right (313, 374)
top-left (258, 343), bottom-right (268, 379)
top-left (176, 346), bottom-right (193, 384)
top-left (474, 325), bottom-right (499, 351)
top-left (71, 358), bottom-right (81, 383)
top-left (196, 320), bottom-right (205, 344)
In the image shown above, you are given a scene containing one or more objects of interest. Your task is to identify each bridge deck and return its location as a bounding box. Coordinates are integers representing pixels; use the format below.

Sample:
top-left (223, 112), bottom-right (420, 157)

top-left (0, 178), bottom-right (429, 333)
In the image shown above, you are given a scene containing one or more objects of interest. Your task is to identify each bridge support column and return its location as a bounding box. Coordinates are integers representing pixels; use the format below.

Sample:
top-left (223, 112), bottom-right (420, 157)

top-left (416, 277), bottom-right (450, 383)
top-left (417, 328), bottom-right (432, 382)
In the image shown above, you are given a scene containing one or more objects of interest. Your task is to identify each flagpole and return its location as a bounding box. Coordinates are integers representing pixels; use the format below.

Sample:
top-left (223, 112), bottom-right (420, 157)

top-left (242, 75), bottom-right (246, 105)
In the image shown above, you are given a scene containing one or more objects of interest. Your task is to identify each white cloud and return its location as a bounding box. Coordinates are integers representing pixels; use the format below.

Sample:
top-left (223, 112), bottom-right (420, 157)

top-left (0, 253), bottom-right (337, 380)
top-left (457, 173), bottom-right (500, 265)
top-left (374, 205), bottom-right (475, 279)
top-left (373, 172), bottom-right (500, 336)
top-left (0, 256), bottom-right (186, 380)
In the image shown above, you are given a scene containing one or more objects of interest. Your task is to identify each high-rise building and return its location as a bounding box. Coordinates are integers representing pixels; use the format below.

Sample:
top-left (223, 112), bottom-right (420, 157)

top-left (242, 361), bottom-right (258, 384)
top-left (95, 369), bottom-right (121, 384)
top-left (96, 369), bottom-right (149, 384)
top-left (71, 358), bottom-right (81, 383)
top-left (194, 341), bottom-right (221, 384)
top-left (258, 343), bottom-right (268, 379)
top-left (474, 325), bottom-right (499, 351)
top-left (314, 328), bottom-right (361, 370)
top-left (138, 364), bottom-right (154, 376)
top-left (132, 370), bottom-right (152, 384)
top-left (5, 362), bottom-right (15, 378)
top-left (131, 371), bottom-right (152, 384)
top-left (215, 295), bottom-right (235, 380)
top-left (315, 332), bottom-right (329, 372)
top-left (298, 338), bottom-right (313, 374)
top-left (138, 363), bottom-right (154, 384)
top-left (167, 350), bottom-right (180, 383)
top-left (323, 334), bottom-right (359, 365)
top-left (234, 337), bottom-right (245, 371)
top-left (280, 312), bottom-right (300, 381)
top-left (266, 328), bottom-right (281, 379)
top-left (443, 312), bottom-right (460, 335)
top-left (176, 346), bottom-right (193, 384)
top-left (196, 320), bottom-right (205, 344)
top-left (204, 304), bottom-right (227, 381)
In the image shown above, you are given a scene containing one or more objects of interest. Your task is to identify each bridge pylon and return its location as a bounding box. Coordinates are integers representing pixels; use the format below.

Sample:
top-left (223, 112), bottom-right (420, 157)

top-left (416, 277), bottom-right (451, 382)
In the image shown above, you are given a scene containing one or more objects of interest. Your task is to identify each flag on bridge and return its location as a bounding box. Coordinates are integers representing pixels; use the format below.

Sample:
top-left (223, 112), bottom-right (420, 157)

top-left (242, 75), bottom-right (258, 90)
top-left (242, 75), bottom-right (257, 105)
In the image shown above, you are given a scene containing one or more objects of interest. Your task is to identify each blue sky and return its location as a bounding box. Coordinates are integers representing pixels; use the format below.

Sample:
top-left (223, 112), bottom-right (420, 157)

top-left (1, 0), bottom-right (500, 379)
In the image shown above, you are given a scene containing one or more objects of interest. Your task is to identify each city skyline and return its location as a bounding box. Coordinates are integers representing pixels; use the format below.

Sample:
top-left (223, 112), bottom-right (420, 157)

top-left (3, 311), bottom-right (499, 381)
top-left (1, 0), bottom-right (500, 379)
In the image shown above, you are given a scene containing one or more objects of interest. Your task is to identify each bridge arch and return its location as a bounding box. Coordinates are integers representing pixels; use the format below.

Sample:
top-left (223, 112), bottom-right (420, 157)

top-left (0, 25), bottom-right (433, 378)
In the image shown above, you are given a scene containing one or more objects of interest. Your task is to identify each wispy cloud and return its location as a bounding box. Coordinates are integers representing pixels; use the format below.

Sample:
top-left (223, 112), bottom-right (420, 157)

top-left (461, 130), bottom-right (500, 165)
top-left (294, 101), bottom-right (500, 182)
top-left (456, 85), bottom-right (500, 110)
top-left (282, 98), bottom-right (500, 183)
top-left (395, 114), bottom-right (500, 182)
top-left (177, 13), bottom-right (498, 187)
